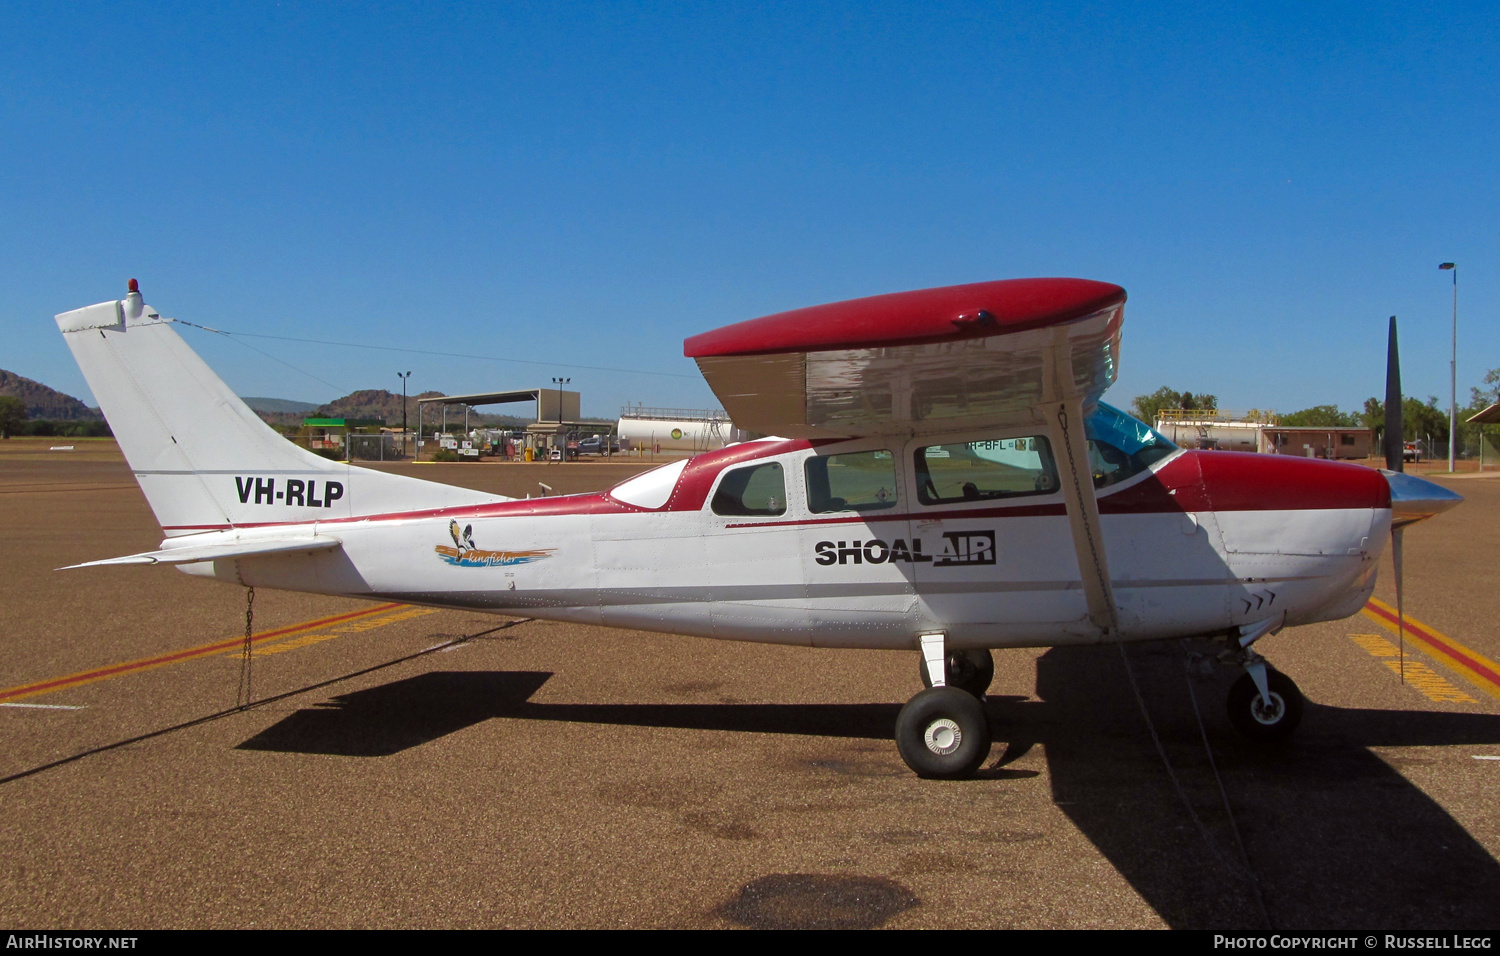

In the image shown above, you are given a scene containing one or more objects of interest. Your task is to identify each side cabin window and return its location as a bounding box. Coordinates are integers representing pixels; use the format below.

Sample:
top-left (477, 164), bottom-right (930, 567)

top-left (1087, 435), bottom-right (1172, 488)
top-left (805, 450), bottom-right (898, 514)
top-left (711, 461), bottom-right (787, 516)
top-left (916, 436), bottom-right (1058, 505)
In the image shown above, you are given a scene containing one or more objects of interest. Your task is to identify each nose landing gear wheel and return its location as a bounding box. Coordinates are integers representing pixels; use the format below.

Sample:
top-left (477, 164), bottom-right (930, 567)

top-left (918, 647), bottom-right (995, 698)
top-left (895, 687), bottom-right (992, 779)
top-left (1227, 669), bottom-right (1304, 742)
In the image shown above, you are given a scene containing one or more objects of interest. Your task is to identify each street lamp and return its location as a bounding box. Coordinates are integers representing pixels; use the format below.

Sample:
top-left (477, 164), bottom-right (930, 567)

top-left (1440, 263), bottom-right (1456, 472)
top-left (397, 371), bottom-right (412, 458)
top-left (551, 376), bottom-right (570, 461)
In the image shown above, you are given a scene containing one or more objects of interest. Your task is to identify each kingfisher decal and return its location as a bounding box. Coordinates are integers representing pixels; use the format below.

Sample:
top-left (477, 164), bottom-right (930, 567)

top-left (435, 520), bottom-right (553, 568)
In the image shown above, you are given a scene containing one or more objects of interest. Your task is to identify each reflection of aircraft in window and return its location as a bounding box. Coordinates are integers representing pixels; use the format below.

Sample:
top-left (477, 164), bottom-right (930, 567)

top-left (55, 279), bottom-right (1460, 778)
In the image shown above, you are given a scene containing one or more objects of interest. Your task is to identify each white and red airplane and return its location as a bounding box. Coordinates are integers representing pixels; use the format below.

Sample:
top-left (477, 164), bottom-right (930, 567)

top-left (54, 278), bottom-right (1461, 778)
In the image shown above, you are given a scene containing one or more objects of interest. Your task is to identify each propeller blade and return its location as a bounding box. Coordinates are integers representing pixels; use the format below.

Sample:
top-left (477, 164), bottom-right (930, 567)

top-left (1385, 315), bottom-right (1403, 473)
top-left (1392, 526), bottom-right (1405, 683)
top-left (1378, 470), bottom-right (1460, 686)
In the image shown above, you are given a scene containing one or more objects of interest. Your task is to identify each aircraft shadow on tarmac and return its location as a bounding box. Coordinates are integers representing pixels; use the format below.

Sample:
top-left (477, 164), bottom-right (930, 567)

top-left (239, 648), bottom-right (1500, 930)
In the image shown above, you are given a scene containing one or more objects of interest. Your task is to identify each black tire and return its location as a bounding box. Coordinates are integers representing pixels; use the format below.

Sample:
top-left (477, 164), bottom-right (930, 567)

top-left (1227, 669), bottom-right (1304, 742)
top-left (895, 687), bottom-right (992, 779)
top-left (919, 647), bottom-right (995, 698)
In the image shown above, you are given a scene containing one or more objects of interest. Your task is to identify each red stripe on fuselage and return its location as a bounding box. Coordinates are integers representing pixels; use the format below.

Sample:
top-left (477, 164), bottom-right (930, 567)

top-left (160, 449), bottom-right (1389, 534)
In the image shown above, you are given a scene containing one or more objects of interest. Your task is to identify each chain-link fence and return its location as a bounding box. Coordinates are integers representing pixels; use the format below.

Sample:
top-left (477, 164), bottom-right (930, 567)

top-left (347, 433), bottom-right (400, 461)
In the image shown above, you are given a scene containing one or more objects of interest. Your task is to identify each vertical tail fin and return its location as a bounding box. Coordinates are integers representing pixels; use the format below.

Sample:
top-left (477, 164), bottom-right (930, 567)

top-left (56, 282), bottom-right (501, 535)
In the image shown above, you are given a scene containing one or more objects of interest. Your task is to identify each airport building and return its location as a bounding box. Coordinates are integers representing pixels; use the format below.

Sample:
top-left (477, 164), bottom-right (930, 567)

top-left (1258, 426), bottom-right (1373, 460)
top-left (1155, 409), bottom-right (1372, 460)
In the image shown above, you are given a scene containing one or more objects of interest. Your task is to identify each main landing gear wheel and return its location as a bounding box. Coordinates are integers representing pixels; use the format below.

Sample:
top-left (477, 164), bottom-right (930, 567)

top-left (1227, 669), bottom-right (1304, 742)
top-left (919, 648), bottom-right (995, 698)
top-left (895, 687), bottom-right (992, 779)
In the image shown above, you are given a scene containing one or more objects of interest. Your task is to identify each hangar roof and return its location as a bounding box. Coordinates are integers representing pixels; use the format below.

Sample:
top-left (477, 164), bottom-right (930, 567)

top-left (416, 390), bottom-right (542, 407)
top-left (1468, 403), bottom-right (1500, 424)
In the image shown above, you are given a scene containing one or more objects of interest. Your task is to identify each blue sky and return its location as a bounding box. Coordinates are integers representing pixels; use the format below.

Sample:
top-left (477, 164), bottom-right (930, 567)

top-left (3, 1), bottom-right (1497, 420)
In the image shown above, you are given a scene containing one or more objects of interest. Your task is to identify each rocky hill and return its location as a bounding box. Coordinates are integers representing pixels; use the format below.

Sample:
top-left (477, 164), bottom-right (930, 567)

top-left (241, 397), bottom-right (319, 414)
top-left (251, 389), bottom-right (531, 429)
top-left (0, 370), bottom-right (101, 420)
top-left (0, 371), bottom-right (596, 431)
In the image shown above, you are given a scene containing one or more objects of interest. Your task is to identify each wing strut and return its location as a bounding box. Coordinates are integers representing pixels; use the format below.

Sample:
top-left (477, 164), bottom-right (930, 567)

top-left (1045, 400), bottom-right (1117, 637)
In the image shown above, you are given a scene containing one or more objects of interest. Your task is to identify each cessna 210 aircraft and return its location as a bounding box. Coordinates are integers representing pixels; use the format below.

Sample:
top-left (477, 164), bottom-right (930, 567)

top-left (55, 278), bottom-right (1461, 778)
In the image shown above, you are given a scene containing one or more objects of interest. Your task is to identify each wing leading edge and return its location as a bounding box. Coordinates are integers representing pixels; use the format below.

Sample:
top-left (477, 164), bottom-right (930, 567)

top-left (685, 278), bottom-right (1125, 439)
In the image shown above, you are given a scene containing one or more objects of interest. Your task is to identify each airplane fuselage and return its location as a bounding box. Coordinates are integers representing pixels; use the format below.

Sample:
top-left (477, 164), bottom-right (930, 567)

top-left (178, 438), bottom-right (1392, 652)
top-left (54, 279), bottom-right (1445, 775)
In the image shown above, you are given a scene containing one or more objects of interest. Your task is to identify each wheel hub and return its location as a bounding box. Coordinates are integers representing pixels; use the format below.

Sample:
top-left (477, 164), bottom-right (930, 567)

top-left (1250, 691), bottom-right (1285, 725)
top-left (923, 718), bottom-right (962, 755)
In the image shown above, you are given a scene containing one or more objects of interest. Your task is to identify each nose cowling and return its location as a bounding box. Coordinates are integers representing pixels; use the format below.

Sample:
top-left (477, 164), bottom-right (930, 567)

top-left (1191, 451), bottom-right (1391, 512)
top-left (1381, 470), bottom-right (1464, 529)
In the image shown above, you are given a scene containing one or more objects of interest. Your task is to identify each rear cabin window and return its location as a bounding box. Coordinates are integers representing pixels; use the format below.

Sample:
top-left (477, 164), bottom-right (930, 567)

top-left (915, 436), bottom-right (1058, 504)
top-left (805, 450), bottom-right (899, 514)
top-left (711, 462), bottom-right (786, 516)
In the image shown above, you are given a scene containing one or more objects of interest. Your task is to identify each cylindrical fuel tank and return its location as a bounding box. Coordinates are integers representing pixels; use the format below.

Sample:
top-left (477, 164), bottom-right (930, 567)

top-left (616, 418), bottom-right (730, 451)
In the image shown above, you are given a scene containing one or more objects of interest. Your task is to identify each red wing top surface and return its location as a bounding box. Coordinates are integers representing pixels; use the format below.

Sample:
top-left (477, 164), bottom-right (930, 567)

top-left (685, 278), bottom-right (1127, 439)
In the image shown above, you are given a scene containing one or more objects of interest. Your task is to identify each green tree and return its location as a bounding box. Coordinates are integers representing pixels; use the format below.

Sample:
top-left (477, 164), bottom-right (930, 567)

top-left (1403, 396), bottom-right (1449, 449)
top-left (1131, 387), bottom-right (1180, 425)
top-left (1483, 367), bottom-right (1500, 403)
top-left (0, 396), bottom-right (25, 439)
top-left (1360, 396), bottom-right (1451, 446)
top-left (1460, 385), bottom-right (1497, 458)
top-left (1130, 387), bottom-right (1218, 424)
top-left (1280, 405), bottom-right (1356, 427)
top-left (1178, 391), bottom-right (1218, 411)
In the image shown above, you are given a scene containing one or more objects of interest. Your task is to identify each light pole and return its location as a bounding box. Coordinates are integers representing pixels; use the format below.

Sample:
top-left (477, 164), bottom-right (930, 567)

top-left (1440, 263), bottom-right (1456, 471)
top-left (397, 371), bottom-right (412, 458)
top-left (551, 376), bottom-right (570, 461)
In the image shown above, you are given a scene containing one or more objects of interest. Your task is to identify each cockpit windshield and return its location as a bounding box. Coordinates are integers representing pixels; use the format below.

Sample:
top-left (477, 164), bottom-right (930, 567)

top-left (1081, 402), bottom-right (1177, 488)
top-left (1085, 402), bottom-right (1176, 457)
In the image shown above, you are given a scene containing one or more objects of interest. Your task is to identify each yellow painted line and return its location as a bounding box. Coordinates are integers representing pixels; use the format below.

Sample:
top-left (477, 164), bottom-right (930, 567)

top-left (0, 603), bottom-right (408, 703)
top-left (1347, 634), bottom-right (1478, 703)
top-left (1377, 659), bottom-right (1479, 703)
top-left (1360, 599), bottom-right (1500, 701)
top-left (245, 607), bottom-right (437, 657)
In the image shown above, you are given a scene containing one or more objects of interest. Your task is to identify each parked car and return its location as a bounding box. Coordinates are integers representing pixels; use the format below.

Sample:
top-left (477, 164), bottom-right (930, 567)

top-left (1403, 442), bottom-right (1420, 463)
top-left (578, 436), bottom-right (620, 455)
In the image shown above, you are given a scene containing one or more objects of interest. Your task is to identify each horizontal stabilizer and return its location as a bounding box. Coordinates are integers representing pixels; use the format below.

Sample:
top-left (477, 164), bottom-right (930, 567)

top-left (60, 535), bottom-right (342, 570)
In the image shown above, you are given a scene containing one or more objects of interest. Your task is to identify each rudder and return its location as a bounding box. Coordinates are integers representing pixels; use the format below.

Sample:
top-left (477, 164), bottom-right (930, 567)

top-left (56, 282), bottom-right (500, 535)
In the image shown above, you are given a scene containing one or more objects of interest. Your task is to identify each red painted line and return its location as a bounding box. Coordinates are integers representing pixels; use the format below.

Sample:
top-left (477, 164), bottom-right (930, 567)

top-left (726, 512), bottom-right (915, 529)
top-left (0, 602), bottom-right (404, 702)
